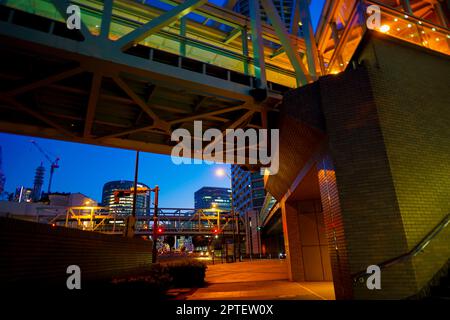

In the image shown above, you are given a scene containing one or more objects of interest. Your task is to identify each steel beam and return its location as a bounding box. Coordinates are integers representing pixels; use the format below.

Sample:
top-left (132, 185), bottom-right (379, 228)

top-left (241, 28), bottom-right (250, 75)
top-left (298, 0), bottom-right (320, 79)
top-left (402, 0), bottom-right (413, 14)
top-left (83, 72), bottom-right (102, 138)
top-left (180, 17), bottom-right (187, 56)
top-left (3, 67), bottom-right (84, 97)
top-left (97, 125), bottom-right (162, 140)
top-left (223, 28), bottom-right (242, 44)
top-left (116, 0), bottom-right (208, 50)
top-left (249, 0), bottom-right (267, 89)
top-left (100, 0), bottom-right (113, 39)
top-left (112, 75), bottom-right (170, 133)
top-left (260, 0), bottom-right (311, 86)
top-left (0, 98), bottom-right (76, 138)
top-left (168, 104), bottom-right (247, 125)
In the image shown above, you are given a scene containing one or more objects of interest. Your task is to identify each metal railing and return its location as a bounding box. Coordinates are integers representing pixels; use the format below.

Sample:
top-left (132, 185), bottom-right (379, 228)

top-left (352, 213), bottom-right (450, 283)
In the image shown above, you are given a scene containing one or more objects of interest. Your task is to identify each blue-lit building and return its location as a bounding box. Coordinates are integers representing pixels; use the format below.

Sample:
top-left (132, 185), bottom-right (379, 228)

top-left (102, 180), bottom-right (150, 216)
top-left (231, 165), bottom-right (266, 216)
top-left (194, 186), bottom-right (232, 211)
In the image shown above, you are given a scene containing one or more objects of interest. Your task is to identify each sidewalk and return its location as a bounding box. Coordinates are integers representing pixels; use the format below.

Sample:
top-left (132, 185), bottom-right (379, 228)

top-left (185, 259), bottom-right (335, 300)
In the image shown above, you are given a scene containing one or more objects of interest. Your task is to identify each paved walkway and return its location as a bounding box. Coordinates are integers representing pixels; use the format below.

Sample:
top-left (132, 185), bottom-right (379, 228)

top-left (186, 260), bottom-right (335, 300)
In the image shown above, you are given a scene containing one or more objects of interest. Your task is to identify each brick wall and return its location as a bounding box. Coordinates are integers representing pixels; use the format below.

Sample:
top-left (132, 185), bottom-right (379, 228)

top-left (361, 34), bottom-right (450, 292)
top-left (0, 217), bottom-right (153, 289)
top-left (319, 62), bottom-right (418, 299)
top-left (317, 155), bottom-right (353, 299)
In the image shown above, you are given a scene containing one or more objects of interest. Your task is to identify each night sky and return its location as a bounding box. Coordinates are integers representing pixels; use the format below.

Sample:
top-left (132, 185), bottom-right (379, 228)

top-left (0, 0), bottom-right (325, 208)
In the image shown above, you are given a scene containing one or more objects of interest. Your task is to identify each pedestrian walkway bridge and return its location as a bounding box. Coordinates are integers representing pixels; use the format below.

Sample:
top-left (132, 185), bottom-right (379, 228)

top-left (36, 206), bottom-right (245, 236)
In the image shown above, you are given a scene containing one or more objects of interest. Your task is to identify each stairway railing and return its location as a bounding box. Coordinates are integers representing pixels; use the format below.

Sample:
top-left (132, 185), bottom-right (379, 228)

top-left (352, 213), bottom-right (450, 283)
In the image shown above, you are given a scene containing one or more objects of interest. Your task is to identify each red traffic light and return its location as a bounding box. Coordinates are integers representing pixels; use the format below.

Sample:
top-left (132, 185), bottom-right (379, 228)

top-left (212, 228), bottom-right (219, 234)
top-left (157, 227), bottom-right (163, 234)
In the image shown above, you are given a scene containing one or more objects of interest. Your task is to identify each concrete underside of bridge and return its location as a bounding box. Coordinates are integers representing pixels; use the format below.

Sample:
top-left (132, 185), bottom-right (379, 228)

top-left (265, 31), bottom-right (450, 299)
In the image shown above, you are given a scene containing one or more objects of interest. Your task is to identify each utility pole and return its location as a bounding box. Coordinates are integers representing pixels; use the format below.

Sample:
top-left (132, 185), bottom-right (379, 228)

top-left (131, 150), bottom-right (140, 217)
top-left (125, 150), bottom-right (139, 238)
top-left (152, 185), bottom-right (160, 263)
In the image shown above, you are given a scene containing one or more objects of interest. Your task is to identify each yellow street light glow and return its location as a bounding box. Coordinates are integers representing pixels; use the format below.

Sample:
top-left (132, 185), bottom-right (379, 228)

top-left (432, 27), bottom-right (436, 31)
top-left (380, 25), bottom-right (390, 33)
top-left (215, 168), bottom-right (226, 177)
top-left (407, 24), bottom-right (412, 28)
top-left (397, 27), bottom-right (401, 31)
top-left (404, 15), bottom-right (408, 19)
top-left (394, 18), bottom-right (398, 22)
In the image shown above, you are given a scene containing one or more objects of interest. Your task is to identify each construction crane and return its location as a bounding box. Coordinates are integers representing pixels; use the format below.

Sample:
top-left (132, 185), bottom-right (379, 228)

top-left (30, 140), bottom-right (60, 194)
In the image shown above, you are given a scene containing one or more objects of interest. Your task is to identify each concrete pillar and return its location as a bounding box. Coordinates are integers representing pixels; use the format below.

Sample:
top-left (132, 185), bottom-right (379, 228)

top-left (281, 200), bottom-right (305, 281)
top-left (297, 199), bottom-right (333, 281)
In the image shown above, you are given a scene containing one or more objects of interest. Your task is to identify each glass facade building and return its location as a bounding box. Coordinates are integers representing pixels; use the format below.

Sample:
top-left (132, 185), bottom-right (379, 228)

top-left (101, 180), bottom-right (150, 216)
top-left (231, 165), bottom-right (266, 216)
top-left (194, 187), bottom-right (232, 211)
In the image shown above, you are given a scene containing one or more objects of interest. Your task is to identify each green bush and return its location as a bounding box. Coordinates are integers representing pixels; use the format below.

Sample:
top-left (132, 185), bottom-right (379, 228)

top-left (105, 264), bottom-right (172, 297)
top-left (91, 260), bottom-right (206, 297)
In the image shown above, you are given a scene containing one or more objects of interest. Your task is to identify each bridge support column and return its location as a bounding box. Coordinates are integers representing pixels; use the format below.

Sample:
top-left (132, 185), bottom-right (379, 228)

top-left (281, 200), bottom-right (305, 281)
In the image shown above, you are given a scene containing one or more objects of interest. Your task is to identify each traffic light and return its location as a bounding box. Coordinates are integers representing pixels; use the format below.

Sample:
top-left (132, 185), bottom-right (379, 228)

top-left (157, 227), bottom-right (164, 234)
top-left (212, 228), bottom-right (219, 234)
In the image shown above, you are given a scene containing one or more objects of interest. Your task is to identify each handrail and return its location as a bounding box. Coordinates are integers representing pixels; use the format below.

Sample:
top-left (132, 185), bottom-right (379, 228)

top-left (352, 213), bottom-right (450, 282)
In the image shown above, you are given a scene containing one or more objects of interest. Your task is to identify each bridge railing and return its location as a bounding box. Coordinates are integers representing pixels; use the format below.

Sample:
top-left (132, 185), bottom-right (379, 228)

top-left (44, 206), bottom-right (242, 235)
top-left (325, 0), bottom-right (450, 75)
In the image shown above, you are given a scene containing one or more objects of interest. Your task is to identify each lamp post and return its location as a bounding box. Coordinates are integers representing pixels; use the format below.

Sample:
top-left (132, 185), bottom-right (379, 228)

top-left (151, 185), bottom-right (160, 263)
top-left (215, 167), bottom-right (240, 262)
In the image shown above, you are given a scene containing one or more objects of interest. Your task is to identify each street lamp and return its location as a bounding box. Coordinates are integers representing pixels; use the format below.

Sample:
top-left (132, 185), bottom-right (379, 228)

top-left (215, 168), bottom-right (227, 178)
top-left (215, 167), bottom-right (241, 262)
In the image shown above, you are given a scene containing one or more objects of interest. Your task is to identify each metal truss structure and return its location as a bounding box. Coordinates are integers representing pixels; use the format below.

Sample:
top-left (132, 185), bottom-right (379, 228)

top-left (44, 206), bottom-right (245, 236)
top-left (0, 0), bottom-right (448, 158)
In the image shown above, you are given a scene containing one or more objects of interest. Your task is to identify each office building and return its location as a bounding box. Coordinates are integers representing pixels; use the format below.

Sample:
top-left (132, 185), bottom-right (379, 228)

top-left (194, 186), bottom-right (232, 211)
top-left (231, 165), bottom-right (266, 216)
top-left (14, 186), bottom-right (33, 203)
top-left (102, 180), bottom-right (151, 216)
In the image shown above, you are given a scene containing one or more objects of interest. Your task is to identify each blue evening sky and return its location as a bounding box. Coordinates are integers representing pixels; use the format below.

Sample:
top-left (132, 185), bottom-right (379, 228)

top-left (0, 0), bottom-right (325, 207)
